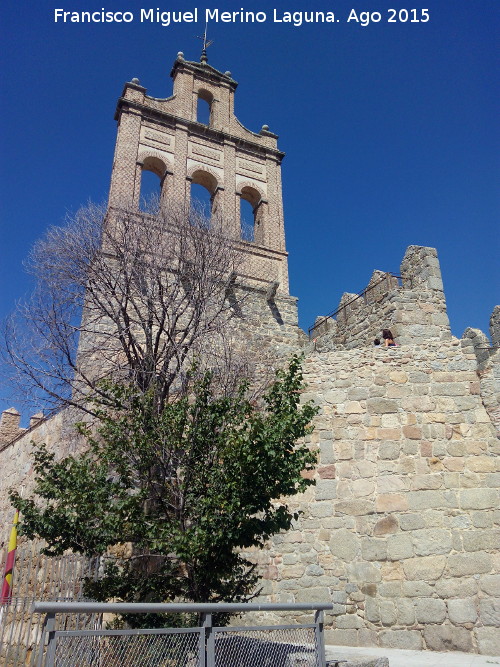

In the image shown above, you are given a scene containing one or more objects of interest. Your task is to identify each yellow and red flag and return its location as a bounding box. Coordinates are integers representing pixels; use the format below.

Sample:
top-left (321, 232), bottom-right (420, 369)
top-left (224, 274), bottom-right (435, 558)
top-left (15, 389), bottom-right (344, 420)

top-left (1, 510), bottom-right (19, 605)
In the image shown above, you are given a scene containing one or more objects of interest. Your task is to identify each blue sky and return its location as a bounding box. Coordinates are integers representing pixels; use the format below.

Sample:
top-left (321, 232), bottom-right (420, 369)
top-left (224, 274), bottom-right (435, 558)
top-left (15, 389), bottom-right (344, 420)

top-left (1, 0), bottom-right (499, 418)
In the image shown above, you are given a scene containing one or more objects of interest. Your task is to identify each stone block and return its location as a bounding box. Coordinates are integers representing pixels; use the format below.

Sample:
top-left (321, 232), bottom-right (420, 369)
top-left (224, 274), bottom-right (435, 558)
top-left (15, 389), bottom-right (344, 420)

top-left (401, 396), bottom-right (435, 411)
top-left (324, 390), bottom-right (348, 404)
top-left (379, 629), bottom-right (422, 650)
top-left (448, 598), bottom-right (478, 625)
top-left (319, 441), bottom-right (336, 464)
top-left (318, 464), bottom-right (336, 479)
top-left (373, 515), bottom-right (398, 536)
top-left (335, 500), bottom-right (375, 516)
top-left (410, 474), bottom-right (443, 491)
top-left (349, 562), bottom-right (382, 584)
top-left (402, 425), bottom-right (421, 439)
top-left (361, 538), bottom-right (388, 561)
top-left (387, 534), bottom-right (414, 561)
top-left (402, 581), bottom-right (435, 597)
top-left (399, 513), bottom-right (425, 531)
top-left (336, 614), bottom-right (364, 629)
top-left (345, 401), bottom-right (364, 414)
top-left (329, 530), bottom-right (359, 561)
top-left (337, 442), bottom-right (355, 459)
top-left (365, 597), bottom-right (380, 623)
top-left (309, 501), bottom-right (334, 518)
top-left (367, 398), bottom-right (398, 414)
top-left (462, 529), bottom-right (500, 552)
top-left (378, 582), bottom-right (401, 598)
top-left (460, 488), bottom-right (499, 510)
top-left (375, 494), bottom-right (408, 512)
top-left (407, 490), bottom-right (457, 510)
top-left (378, 442), bottom-right (400, 460)
top-left (357, 629), bottom-right (380, 648)
top-left (415, 597), bottom-right (447, 623)
top-left (397, 598), bottom-right (416, 625)
top-left (402, 555), bottom-right (446, 581)
top-left (423, 624), bottom-right (473, 652)
top-left (387, 385), bottom-right (410, 398)
top-left (316, 480), bottom-right (337, 500)
top-left (435, 577), bottom-right (477, 598)
top-left (447, 552), bottom-right (492, 576)
top-left (412, 528), bottom-right (452, 556)
top-left (380, 414), bottom-right (400, 429)
top-left (479, 599), bottom-right (500, 626)
top-left (480, 575), bottom-right (500, 596)
top-left (295, 587), bottom-right (332, 603)
top-left (351, 479), bottom-right (375, 498)
top-left (281, 564), bottom-right (306, 579)
top-left (348, 388), bottom-right (370, 401)
top-left (475, 627), bottom-right (500, 656)
top-left (379, 600), bottom-right (397, 626)
top-left (389, 371), bottom-right (408, 384)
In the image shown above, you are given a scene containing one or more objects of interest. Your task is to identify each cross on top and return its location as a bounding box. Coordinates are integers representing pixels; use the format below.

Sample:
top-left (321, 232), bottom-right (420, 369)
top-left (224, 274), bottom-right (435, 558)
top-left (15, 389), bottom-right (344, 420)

top-left (196, 22), bottom-right (214, 63)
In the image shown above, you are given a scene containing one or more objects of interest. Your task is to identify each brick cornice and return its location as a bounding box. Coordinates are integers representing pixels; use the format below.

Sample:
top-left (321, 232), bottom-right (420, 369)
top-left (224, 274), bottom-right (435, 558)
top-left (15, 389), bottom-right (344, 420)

top-left (114, 98), bottom-right (285, 164)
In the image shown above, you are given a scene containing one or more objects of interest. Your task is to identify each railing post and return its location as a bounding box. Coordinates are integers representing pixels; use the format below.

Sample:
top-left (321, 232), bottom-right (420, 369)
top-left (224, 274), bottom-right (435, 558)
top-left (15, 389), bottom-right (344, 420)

top-left (199, 613), bottom-right (209, 667)
top-left (204, 612), bottom-right (214, 667)
top-left (37, 612), bottom-right (56, 667)
top-left (314, 609), bottom-right (326, 667)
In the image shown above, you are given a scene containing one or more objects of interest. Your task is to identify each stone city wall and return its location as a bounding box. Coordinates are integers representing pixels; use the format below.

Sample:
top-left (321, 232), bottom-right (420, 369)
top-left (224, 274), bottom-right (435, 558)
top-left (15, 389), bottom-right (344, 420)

top-left (0, 411), bottom-right (67, 544)
top-left (250, 338), bottom-right (500, 655)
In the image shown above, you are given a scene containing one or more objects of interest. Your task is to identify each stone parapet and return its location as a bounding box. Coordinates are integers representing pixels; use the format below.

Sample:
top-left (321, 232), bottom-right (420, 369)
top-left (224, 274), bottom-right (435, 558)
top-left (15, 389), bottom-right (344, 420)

top-left (0, 408), bottom-right (24, 447)
top-left (311, 247), bottom-right (451, 350)
top-left (491, 306), bottom-right (500, 348)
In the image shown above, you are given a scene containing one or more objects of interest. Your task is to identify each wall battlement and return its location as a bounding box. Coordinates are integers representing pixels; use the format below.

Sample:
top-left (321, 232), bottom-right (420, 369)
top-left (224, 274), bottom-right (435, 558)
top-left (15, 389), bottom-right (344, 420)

top-left (311, 246), bottom-right (451, 350)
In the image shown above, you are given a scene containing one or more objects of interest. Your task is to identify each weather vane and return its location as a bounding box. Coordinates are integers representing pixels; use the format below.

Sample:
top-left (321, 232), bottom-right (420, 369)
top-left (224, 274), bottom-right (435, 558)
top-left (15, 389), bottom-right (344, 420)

top-left (196, 21), bottom-right (214, 63)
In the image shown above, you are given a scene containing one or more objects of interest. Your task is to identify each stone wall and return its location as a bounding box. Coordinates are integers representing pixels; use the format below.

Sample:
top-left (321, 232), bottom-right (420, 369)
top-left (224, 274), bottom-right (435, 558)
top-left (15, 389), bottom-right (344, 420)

top-left (461, 308), bottom-right (500, 436)
top-left (490, 306), bottom-right (500, 348)
top-left (228, 284), bottom-right (306, 356)
top-left (311, 246), bottom-right (451, 350)
top-left (0, 411), bottom-right (67, 546)
top-left (250, 338), bottom-right (500, 655)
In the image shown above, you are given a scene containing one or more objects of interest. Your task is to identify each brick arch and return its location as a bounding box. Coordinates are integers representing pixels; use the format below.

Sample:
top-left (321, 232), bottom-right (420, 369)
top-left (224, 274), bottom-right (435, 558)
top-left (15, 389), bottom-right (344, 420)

top-left (187, 165), bottom-right (222, 193)
top-left (236, 179), bottom-right (266, 200)
top-left (196, 87), bottom-right (214, 104)
top-left (137, 151), bottom-right (171, 177)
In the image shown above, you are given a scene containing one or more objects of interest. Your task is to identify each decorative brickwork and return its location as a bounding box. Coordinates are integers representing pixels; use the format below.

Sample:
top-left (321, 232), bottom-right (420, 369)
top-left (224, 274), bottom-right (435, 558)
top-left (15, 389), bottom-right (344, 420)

top-left (109, 53), bottom-right (289, 293)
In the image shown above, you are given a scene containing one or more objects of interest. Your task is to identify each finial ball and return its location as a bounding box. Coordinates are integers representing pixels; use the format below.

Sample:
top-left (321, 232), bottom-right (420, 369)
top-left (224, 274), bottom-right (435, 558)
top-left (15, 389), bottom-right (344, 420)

top-left (177, 51), bottom-right (184, 60)
top-left (224, 71), bottom-right (231, 77)
top-left (262, 124), bottom-right (269, 131)
top-left (131, 78), bottom-right (140, 85)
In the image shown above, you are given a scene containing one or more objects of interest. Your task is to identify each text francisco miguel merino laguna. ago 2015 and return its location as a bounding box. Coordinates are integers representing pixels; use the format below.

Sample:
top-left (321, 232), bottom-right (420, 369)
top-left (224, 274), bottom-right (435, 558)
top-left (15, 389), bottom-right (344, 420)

top-left (53, 8), bottom-right (431, 28)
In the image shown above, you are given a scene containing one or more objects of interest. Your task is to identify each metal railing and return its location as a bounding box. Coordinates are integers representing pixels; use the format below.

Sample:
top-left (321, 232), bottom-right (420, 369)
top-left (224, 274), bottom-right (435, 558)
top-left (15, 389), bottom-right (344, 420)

top-left (308, 272), bottom-right (402, 338)
top-left (33, 601), bottom-right (332, 667)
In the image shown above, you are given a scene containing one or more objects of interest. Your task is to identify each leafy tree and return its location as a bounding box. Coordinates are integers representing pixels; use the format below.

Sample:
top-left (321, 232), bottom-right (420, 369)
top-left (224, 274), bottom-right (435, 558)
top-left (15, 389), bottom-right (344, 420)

top-left (11, 356), bottom-right (317, 625)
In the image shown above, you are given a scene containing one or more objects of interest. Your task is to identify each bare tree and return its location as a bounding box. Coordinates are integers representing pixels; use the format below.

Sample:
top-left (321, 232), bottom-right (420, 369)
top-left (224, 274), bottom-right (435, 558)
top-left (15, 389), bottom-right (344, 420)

top-left (3, 199), bottom-right (248, 415)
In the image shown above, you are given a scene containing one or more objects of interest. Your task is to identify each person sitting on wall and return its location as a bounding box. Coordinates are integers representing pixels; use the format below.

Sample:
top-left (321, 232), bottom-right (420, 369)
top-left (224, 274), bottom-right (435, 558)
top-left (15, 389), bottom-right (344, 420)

top-left (382, 329), bottom-right (396, 347)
